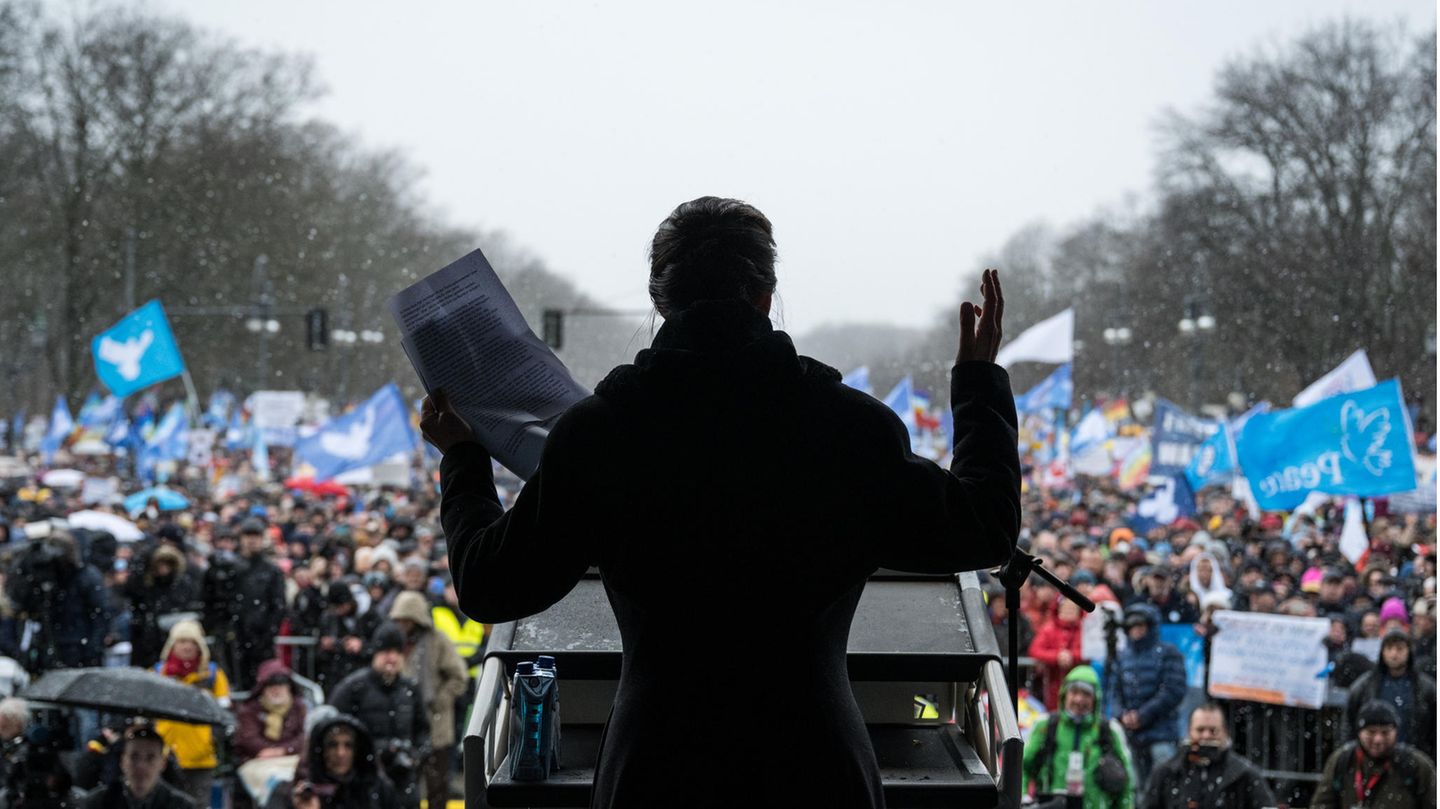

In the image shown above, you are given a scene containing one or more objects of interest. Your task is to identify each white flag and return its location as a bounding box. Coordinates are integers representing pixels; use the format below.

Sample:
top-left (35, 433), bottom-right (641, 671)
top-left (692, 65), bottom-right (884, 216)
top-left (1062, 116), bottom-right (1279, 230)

top-left (1293, 349), bottom-right (1377, 408)
top-left (994, 308), bottom-right (1074, 368)
top-left (1339, 496), bottom-right (1369, 563)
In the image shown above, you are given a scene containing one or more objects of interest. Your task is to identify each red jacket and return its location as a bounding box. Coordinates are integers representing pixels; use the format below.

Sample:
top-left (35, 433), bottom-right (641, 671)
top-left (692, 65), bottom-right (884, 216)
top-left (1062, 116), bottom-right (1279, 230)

top-left (1027, 617), bottom-right (1084, 710)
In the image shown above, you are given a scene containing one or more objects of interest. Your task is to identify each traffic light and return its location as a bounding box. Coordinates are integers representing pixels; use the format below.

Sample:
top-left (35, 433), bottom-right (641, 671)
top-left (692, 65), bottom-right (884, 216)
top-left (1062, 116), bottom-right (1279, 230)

top-left (542, 309), bottom-right (564, 350)
top-left (306, 308), bottom-right (328, 351)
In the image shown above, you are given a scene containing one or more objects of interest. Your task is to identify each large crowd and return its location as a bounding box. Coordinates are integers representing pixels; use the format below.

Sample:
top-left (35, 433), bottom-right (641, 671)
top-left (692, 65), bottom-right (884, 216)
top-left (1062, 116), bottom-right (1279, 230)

top-left (0, 437), bottom-right (486, 809)
top-left (1001, 455), bottom-right (1437, 809)
top-left (0, 411), bottom-right (1434, 809)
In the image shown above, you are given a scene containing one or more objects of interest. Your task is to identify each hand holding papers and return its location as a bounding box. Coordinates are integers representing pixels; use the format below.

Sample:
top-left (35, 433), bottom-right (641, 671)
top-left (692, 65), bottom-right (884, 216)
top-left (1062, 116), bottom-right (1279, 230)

top-left (389, 249), bottom-right (590, 479)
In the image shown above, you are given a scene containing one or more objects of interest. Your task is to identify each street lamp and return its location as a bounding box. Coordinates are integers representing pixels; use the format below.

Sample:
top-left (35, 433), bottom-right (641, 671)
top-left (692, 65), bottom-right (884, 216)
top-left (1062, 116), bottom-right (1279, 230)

top-left (1103, 323), bottom-right (1133, 397)
top-left (1179, 298), bottom-right (1215, 411)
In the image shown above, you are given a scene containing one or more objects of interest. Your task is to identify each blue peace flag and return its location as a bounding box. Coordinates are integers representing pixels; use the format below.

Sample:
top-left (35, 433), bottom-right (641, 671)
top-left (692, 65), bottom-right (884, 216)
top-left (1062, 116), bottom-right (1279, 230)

top-left (1237, 379), bottom-right (1417, 510)
top-left (136, 403), bottom-right (188, 482)
top-left (91, 300), bottom-right (186, 397)
top-left (1130, 474), bottom-right (1197, 535)
top-left (294, 383), bottom-right (416, 481)
top-left (1014, 363), bottom-right (1073, 413)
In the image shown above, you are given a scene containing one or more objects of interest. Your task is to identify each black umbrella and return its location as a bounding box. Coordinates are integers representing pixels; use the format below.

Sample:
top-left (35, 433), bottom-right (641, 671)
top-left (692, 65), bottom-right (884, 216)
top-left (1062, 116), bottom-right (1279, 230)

top-left (23, 667), bottom-right (231, 725)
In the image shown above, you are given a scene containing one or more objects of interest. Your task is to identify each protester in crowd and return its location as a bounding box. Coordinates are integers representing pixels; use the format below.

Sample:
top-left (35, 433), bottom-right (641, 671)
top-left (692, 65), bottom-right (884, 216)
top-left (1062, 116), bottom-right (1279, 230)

top-left (0, 696), bottom-right (30, 789)
top-left (1022, 666), bottom-right (1133, 809)
top-left (1142, 703), bottom-right (1273, 809)
top-left (1029, 597), bottom-right (1086, 710)
top-left (1380, 597), bottom-right (1412, 635)
top-left (1131, 566), bottom-right (1200, 625)
top-left (210, 518), bottom-right (287, 690)
top-left (152, 619), bottom-right (230, 806)
top-left (1324, 614), bottom-right (1377, 688)
top-left (73, 717), bottom-right (185, 793)
top-left (987, 582), bottom-right (1034, 658)
top-left (388, 591), bottom-right (467, 807)
top-left (1346, 629), bottom-right (1437, 759)
top-left (126, 542), bottom-right (200, 670)
top-left (234, 660), bottom-right (307, 762)
top-left (326, 623), bottom-right (428, 809)
top-left (82, 721), bottom-right (196, 809)
top-left (315, 582), bottom-right (381, 695)
top-left (1112, 603), bottom-right (1186, 786)
top-left (1186, 552), bottom-right (1232, 609)
top-left (1414, 595), bottom-right (1437, 679)
top-left (5, 530), bottom-right (107, 672)
top-left (1317, 568), bottom-right (1351, 615)
top-left (431, 579), bottom-right (486, 675)
top-left (1312, 701), bottom-right (1436, 809)
top-left (287, 564), bottom-right (327, 639)
top-left (268, 713), bottom-right (402, 809)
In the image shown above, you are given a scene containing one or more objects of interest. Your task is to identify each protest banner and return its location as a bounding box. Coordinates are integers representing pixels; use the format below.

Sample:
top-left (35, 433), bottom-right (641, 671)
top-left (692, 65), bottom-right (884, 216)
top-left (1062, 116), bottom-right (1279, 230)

top-left (249, 391), bottom-right (306, 428)
top-left (1151, 399), bottom-right (1218, 477)
top-left (1208, 610), bottom-right (1329, 708)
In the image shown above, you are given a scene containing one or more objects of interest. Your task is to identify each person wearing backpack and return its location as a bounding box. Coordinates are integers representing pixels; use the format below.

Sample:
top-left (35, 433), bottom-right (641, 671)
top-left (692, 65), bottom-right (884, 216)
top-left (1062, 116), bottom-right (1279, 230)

top-left (1023, 665), bottom-right (1135, 809)
top-left (153, 619), bottom-right (231, 806)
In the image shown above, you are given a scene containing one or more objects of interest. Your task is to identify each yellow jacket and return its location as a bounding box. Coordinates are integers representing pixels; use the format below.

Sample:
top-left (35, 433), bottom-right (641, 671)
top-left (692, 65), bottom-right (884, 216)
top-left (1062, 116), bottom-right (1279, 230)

top-left (153, 619), bottom-right (230, 770)
top-left (154, 662), bottom-right (230, 769)
top-left (432, 604), bottom-right (485, 677)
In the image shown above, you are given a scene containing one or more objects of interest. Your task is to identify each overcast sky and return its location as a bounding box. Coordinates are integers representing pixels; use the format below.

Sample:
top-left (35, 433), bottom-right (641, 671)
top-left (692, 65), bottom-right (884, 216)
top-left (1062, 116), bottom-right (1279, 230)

top-left (154, 0), bottom-right (1433, 336)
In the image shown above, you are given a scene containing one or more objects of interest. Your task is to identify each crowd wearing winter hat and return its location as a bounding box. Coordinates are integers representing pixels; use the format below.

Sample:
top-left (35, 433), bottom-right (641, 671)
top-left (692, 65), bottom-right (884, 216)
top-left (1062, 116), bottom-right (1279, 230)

top-left (0, 442), bottom-right (493, 808)
top-left (999, 466), bottom-right (1437, 807)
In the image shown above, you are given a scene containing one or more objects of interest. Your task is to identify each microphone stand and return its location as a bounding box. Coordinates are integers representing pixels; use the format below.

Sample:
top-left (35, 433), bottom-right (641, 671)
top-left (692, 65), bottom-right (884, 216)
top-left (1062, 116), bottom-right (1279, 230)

top-left (995, 549), bottom-right (1096, 723)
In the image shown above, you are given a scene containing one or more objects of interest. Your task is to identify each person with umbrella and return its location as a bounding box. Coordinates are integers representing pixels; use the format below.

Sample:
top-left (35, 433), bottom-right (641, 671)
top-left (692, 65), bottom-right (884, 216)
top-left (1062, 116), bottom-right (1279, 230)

top-left (152, 619), bottom-right (230, 806)
top-left (82, 720), bottom-right (195, 809)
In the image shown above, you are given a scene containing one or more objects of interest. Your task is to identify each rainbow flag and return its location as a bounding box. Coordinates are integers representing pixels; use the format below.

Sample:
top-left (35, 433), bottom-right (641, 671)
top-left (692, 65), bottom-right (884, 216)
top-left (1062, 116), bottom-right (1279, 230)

top-left (1102, 398), bottom-right (1130, 425)
top-left (1117, 440), bottom-right (1152, 489)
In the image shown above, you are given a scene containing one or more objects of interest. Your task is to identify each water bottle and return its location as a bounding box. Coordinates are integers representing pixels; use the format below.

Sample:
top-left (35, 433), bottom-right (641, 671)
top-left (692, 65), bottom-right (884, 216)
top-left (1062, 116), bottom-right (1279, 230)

top-left (1065, 750), bottom-right (1085, 796)
top-left (536, 655), bottom-right (562, 771)
top-left (509, 659), bottom-right (560, 781)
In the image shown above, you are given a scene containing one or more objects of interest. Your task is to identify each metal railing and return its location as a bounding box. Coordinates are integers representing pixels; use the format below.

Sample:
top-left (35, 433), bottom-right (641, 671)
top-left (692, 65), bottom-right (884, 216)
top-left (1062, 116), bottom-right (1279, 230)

top-left (1223, 688), bottom-right (1348, 806)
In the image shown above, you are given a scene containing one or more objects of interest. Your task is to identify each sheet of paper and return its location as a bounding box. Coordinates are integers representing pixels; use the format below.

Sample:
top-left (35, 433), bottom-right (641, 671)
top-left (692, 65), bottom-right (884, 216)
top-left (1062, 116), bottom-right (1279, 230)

top-left (388, 249), bottom-right (590, 480)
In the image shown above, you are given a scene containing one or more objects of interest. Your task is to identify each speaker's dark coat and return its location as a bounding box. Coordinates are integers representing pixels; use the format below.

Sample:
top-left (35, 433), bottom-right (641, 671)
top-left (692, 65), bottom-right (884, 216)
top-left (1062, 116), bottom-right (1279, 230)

top-left (443, 300), bottom-right (1021, 808)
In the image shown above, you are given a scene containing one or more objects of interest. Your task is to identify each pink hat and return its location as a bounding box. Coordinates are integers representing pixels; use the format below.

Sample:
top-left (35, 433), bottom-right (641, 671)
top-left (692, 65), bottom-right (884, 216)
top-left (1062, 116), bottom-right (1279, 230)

top-left (1300, 568), bottom-right (1324, 594)
top-left (1379, 597), bottom-right (1410, 625)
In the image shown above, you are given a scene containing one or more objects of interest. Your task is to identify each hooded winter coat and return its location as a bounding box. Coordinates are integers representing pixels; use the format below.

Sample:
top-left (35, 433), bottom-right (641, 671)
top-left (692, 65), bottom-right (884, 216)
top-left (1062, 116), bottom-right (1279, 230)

top-left (388, 591), bottom-right (468, 749)
top-left (264, 713), bottom-right (403, 809)
top-left (234, 659), bottom-right (307, 763)
top-left (154, 619), bottom-right (230, 770)
top-left (1113, 604), bottom-right (1186, 745)
top-left (126, 543), bottom-right (200, 669)
top-left (443, 300), bottom-right (1022, 809)
top-left (1022, 666), bottom-right (1135, 809)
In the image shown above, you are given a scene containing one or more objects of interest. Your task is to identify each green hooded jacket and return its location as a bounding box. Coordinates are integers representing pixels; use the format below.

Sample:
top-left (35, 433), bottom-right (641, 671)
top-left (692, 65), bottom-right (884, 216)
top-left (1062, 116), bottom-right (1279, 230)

top-left (1022, 665), bottom-right (1135, 809)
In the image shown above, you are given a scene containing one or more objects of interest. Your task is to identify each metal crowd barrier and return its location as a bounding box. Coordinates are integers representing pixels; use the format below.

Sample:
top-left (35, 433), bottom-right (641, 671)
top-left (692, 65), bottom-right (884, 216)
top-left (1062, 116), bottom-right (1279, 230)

top-left (1223, 688), bottom-right (1348, 806)
top-left (272, 635), bottom-right (320, 683)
